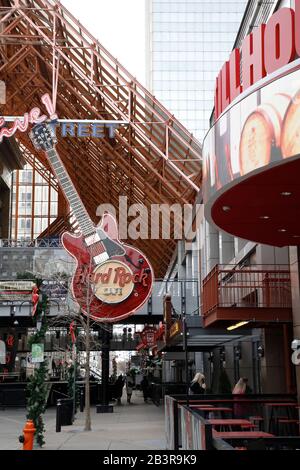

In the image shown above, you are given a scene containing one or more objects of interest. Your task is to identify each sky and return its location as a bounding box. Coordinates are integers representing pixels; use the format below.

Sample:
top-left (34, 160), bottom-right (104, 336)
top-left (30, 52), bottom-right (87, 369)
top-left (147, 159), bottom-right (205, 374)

top-left (61, 0), bottom-right (146, 85)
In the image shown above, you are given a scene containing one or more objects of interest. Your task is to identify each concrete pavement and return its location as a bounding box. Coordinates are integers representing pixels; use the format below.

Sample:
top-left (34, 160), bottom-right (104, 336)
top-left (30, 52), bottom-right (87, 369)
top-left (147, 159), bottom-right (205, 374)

top-left (0, 391), bottom-right (165, 450)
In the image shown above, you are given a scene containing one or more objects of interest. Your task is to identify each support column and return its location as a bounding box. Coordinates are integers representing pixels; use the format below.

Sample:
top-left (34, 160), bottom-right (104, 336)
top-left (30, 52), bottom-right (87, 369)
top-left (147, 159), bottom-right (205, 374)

top-left (260, 327), bottom-right (288, 393)
top-left (219, 232), bottom-right (235, 265)
top-left (97, 325), bottom-right (113, 413)
top-left (205, 221), bottom-right (219, 275)
top-left (177, 241), bottom-right (186, 279)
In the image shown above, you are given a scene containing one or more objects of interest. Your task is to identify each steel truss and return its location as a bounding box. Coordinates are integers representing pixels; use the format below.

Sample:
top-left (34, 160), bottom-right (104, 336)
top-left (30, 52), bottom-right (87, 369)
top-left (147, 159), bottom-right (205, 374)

top-left (0, 0), bottom-right (202, 276)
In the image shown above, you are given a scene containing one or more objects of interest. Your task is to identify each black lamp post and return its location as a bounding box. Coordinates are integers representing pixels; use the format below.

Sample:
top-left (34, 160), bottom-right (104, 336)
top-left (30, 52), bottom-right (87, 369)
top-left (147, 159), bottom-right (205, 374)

top-left (172, 305), bottom-right (189, 406)
top-left (97, 324), bottom-right (113, 413)
top-left (182, 311), bottom-right (190, 406)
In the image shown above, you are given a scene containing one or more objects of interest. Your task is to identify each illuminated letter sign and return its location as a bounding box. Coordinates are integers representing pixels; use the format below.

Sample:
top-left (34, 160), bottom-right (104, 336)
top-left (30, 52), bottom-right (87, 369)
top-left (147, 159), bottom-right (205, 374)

top-left (214, 3), bottom-right (300, 119)
top-left (241, 24), bottom-right (266, 92)
top-left (264, 8), bottom-right (295, 75)
top-left (0, 93), bottom-right (55, 143)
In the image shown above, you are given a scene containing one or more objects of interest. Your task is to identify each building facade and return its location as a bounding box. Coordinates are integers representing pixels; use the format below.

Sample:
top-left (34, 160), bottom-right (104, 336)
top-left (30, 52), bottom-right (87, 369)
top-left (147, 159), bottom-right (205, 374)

top-left (0, 140), bottom-right (24, 239)
top-left (202, 0), bottom-right (300, 397)
top-left (146, 0), bottom-right (247, 141)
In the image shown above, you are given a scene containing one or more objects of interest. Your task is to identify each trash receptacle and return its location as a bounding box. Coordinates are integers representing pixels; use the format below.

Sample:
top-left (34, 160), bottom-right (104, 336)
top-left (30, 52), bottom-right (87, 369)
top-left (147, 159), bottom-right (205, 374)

top-left (57, 398), bottom-right (73, 427)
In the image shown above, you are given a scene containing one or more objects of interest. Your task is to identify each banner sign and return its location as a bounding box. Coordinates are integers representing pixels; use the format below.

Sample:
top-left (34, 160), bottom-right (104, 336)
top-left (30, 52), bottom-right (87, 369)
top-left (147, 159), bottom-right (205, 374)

top-left (39, 280), bottom-right (68, 299)
top-left (180, 405), bottom-right (208, 450)
top-left (140, 326), bottom-right (157, 348)
top-left (31, 343), bottom-right (44, 363)
top-left (169, 320), bottom-right (182, 340)
top-left (0, 281), bottom-right (35, 301)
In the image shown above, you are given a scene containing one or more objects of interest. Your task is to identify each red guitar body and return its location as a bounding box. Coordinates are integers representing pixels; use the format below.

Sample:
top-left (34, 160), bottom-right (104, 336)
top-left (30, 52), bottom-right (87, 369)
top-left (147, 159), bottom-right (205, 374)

top-left (61, 213), bottom-right (154, 322)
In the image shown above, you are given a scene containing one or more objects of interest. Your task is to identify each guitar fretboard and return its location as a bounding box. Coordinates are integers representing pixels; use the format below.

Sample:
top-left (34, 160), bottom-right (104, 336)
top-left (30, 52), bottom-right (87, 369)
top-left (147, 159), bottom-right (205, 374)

top-left (46, 148), bottom-right (98, 237)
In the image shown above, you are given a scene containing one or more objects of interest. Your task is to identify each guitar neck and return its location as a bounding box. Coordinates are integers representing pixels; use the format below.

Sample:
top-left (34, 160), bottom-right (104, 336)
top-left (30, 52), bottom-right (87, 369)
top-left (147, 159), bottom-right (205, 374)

top-left (46, 147), bottom-right (96, 237)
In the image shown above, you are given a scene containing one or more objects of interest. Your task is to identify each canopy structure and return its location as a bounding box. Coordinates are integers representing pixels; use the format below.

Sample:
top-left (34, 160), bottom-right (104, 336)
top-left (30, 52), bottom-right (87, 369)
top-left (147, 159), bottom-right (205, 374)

top-left (0, 0), bottom-right (202, 276)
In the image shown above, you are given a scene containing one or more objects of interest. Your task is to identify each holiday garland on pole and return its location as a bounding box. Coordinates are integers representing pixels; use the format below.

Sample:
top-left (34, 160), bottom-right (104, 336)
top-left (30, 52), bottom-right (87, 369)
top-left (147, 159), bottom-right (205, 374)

top-left (26, 281), bottom-right (49, 447)
top-left (67, 322), bottom-right (79, 415)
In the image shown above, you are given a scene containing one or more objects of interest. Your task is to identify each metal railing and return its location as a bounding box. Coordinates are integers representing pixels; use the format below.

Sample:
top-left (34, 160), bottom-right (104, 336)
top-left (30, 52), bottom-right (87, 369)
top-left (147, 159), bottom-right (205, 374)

top-left (202, 265), bottom-right (292, 317)
top-left (0, 277), bottom-right (199, 317)
top-left (0, 238), bottom-right (62, 248)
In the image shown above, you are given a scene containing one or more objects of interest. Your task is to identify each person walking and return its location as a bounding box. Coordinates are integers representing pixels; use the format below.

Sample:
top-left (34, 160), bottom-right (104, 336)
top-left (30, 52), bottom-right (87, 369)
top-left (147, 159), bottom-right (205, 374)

top-left (141, 376), bottom-right (149, 403)
top-left (114, 374), bottom-right (125, 405)
top-left (189, 372), bottom-right (206, 394)
top-left (126, 372), bottom-right (134, 404)
top-left (232, 377), bottom-right (251, 418)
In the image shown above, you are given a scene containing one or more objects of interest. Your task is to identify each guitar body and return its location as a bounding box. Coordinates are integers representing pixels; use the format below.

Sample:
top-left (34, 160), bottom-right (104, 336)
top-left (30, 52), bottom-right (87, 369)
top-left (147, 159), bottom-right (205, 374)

top-left (61, 213), bottom-right (154, 322)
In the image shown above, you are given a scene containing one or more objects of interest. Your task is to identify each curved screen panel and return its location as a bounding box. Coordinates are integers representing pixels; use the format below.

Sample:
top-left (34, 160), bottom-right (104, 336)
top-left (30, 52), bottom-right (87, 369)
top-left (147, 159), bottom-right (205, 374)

top-left (203, 65), bottom-right (300, 206)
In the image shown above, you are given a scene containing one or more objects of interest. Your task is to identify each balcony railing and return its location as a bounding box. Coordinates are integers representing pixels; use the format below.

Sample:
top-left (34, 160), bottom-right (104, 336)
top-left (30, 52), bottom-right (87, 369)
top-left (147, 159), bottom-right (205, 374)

top-left (202, 265), bottom-right (292, 325)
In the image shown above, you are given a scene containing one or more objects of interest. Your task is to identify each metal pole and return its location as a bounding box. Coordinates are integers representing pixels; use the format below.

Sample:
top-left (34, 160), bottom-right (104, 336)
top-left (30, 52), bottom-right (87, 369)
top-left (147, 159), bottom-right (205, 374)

top-left (72, 342), bottom-right (76, 419)
top-left (102, 325), bottom-right (110, 407)
top-left (79, 388), bottom-right (84, 412)
top-left (97, 324), bottom-right (113, 413)
top-left (56, 401), bottom-right (61, 432)
top-left (182, 313), bottom-right (189, 407)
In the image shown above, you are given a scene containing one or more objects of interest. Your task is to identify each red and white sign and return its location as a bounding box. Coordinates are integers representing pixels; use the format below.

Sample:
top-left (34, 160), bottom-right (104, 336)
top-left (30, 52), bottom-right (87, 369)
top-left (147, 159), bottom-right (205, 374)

top-left (139, 326), bottom-right (157, 348)
top-left (215, 2), bottom-right (300, 119)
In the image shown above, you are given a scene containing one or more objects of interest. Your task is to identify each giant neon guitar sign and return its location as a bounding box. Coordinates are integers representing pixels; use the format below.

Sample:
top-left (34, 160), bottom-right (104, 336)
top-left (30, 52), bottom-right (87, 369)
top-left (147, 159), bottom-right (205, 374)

top-left (29, 121), bottom-right (154, 323)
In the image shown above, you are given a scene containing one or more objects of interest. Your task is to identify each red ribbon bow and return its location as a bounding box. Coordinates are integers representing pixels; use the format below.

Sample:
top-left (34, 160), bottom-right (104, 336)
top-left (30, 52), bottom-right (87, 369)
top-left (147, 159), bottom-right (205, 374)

top-left (69, 321), bottom-right (76, 344)
top-left (32, 286), bottom-right (39, 317)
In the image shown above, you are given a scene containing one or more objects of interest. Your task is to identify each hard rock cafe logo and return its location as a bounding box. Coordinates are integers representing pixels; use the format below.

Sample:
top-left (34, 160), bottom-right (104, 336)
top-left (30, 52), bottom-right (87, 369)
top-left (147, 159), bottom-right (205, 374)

top-left (78, 260), bottom-right (149, 304)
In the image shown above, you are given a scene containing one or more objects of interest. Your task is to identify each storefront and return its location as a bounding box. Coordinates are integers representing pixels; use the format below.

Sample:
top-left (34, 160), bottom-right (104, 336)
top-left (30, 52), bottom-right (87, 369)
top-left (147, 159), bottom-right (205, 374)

top-left (202, 2), bottom-right (300, 397)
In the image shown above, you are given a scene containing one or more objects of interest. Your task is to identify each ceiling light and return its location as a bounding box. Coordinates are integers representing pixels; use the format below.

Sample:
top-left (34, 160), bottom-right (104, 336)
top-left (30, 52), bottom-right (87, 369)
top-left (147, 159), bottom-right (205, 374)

top-left (227, 321), bottom-right (249, 331)
top-left (278, 229), bottom-right (287, 232)
top-left (293, 235), bottom-right (300, 238)
top-left (281, 192), bottom-right (292, 196)
top-left (222, 206), bottom-right (231, 212)
top-left (259, 216), bottom-right (270, 219)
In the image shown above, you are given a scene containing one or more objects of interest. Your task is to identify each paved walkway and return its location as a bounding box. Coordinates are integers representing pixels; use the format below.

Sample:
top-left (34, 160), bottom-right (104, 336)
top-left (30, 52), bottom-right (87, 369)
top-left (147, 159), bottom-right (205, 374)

top-left (0, 391), bottom-right (165, 450)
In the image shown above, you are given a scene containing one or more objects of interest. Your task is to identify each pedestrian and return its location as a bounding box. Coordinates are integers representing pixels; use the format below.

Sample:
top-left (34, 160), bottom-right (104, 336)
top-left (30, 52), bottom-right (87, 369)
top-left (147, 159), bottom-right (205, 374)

top-left (126, 373), bottom-right (134, 404)
top-left (232, 377), bottom-right (251, 418)
top-left (114, 374), bottom-right (125, 405)
top-left (141, 376), bottom-right (149, 403)
top-left (189, 372), bottom-right (206, 394)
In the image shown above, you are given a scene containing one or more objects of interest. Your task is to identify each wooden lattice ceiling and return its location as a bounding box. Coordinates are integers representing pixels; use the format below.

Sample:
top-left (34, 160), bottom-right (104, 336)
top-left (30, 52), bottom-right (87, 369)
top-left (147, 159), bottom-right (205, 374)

top-left (0, 0), bottom-right (202, 277)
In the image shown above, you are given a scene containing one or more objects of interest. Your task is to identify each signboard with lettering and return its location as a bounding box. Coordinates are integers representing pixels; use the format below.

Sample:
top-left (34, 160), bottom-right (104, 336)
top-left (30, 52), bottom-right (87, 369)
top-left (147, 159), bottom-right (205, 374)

top-left (169, 320), bottom-right (182, 340)
top-left (140, 326), bottom-right (157, 348)
top-left (214, 2), bottom-right (300, 119)
top-left (0, 281), bottom-right (35, 301)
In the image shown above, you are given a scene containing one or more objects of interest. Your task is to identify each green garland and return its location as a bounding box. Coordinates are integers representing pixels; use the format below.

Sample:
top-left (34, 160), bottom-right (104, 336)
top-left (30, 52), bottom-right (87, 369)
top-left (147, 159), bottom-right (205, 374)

top-left (26, 291), bottom-right (49, 447)
top-left (26, 360), bottom-right (48, 447)
top-left (67, 363), bottom-right (80, 414)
